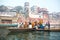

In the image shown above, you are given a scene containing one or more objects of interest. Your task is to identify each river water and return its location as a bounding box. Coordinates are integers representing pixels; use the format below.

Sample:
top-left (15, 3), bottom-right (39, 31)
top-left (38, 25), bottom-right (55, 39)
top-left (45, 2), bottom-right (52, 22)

top-left (0, 30), bottom-right (60, 40)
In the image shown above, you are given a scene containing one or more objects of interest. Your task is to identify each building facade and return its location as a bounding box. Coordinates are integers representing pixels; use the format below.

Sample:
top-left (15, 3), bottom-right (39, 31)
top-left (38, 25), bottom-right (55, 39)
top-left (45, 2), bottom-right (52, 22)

top-left (0, 12), bottom-right (18, 24)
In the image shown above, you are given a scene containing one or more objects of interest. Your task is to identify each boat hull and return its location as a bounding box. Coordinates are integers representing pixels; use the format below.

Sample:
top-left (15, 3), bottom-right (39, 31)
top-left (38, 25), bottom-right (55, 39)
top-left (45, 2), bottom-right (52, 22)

top-left (8, 28), bottom-right (33, 32)
top-left (8, 28), bottom-right (60, 32)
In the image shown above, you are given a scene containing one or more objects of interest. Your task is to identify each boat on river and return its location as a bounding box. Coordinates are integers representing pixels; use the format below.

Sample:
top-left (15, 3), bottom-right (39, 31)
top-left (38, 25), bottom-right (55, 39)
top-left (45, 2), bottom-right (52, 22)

top-left (8, 28), bottom-right (33, 32)
top-left (8, 28), bottom-right (60, 32)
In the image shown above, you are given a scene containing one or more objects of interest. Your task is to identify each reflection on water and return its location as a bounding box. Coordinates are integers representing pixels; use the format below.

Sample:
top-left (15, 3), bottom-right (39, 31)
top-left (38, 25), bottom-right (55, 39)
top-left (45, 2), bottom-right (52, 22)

top-left (0, 31), bottom-right (60, 40)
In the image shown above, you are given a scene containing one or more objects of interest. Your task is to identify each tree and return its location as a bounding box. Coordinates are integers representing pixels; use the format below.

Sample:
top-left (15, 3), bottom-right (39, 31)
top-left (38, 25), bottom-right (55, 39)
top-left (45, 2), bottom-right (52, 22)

top-left (14, 6), bottom-right (23, 13)
top-left (31, 6), bottom-right (35, 12)
top-left (0, 5), bottom-right (8, 12)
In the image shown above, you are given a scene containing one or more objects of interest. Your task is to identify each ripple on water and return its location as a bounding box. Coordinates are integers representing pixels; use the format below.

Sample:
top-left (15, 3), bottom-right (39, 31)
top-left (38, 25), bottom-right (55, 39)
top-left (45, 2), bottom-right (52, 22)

top-left (0, 30), bottom-right (60, 40)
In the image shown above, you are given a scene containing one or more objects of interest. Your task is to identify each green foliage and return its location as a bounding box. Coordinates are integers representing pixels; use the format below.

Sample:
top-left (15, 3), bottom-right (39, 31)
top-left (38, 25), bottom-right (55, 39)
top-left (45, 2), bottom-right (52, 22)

top-left (0, 5), bottom-right (8, 12)
top-left (14, 6), bottom-right (23, 13)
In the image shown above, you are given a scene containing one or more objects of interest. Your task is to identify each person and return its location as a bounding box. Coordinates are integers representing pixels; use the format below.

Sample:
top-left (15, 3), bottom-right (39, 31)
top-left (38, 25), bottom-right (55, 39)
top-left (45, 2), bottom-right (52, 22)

top-left (32, 22), bottom-right (35, 28)
top-left (24, 21), bottom-right (28, 28)
top-left (46, 21), bottom-right (50, 29)
top-left (28, 22), bottom-right (32, 28)
top-left (38, 21), bottom-right (44, 29)
top-left (36, 23), bottom-right (39, 29)
top-left (48, 21), bottom-right (50, 29)
top-left (20, 22), bottom-right (24, 28)
top-left (34, 21), bottom-right (38, 29)
top-left (39, 23), bottom-right (44, 29)
top-left (18, 23), bottom-right (20, 28)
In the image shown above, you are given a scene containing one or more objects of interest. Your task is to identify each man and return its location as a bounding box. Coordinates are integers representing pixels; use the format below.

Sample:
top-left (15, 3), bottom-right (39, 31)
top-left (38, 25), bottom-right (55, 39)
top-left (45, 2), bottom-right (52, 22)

top-left (28, 22), bottom-right (32, 28)
top-left (46, 21), bottom-right (50, 30)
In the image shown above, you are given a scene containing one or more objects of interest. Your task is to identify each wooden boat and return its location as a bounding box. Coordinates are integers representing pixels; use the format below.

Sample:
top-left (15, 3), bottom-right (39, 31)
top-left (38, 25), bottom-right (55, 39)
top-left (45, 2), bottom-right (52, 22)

top-left (7, 24), bottom-right (60, 32)
top-left (8, 28), bottom-right (50, 32)
top-left (32, 28), bottom-right (60, 32)
top-left (32, 28), bottom-right (50, 31)
top-left (8, 28), bottom-right (60, 32)
top-left (8, 28), bottom-right (33, 32)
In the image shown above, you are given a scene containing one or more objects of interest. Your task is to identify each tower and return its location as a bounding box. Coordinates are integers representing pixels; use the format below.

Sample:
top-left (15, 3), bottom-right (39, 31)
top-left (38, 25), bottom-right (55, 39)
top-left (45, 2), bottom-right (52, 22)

top-left (24, 2), bottom-right (29, 18)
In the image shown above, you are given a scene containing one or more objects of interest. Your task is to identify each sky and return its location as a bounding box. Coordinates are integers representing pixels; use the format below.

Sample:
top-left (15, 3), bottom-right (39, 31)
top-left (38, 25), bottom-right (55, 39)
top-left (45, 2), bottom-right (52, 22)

top-left (0, 0), bottom-right (60, 13)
